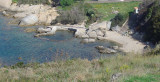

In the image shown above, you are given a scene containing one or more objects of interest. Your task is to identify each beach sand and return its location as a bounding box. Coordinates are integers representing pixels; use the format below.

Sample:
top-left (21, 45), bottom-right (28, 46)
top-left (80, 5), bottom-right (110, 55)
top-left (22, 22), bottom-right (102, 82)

top-left (105, 30), bottom-right (145, 53)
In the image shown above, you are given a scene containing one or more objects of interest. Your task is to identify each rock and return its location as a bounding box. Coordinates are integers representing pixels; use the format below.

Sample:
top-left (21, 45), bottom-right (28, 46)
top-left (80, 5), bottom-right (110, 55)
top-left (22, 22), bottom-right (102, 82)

top-left (95, 46), bottom-right (117, 54)
top-left (97, 36), bottom-right (107, 40)
top-left (112, 10), bottom-right (119, 14)
top-left (111, 25), bottom-right (121, 32)
top-left (81, 34), bottom-right (89, 39)
top-left (95, 30), bottom-right (104, 36)
top-left (89, 21), bottom-right (111, 31)
top-left (95, 46), bottom-right (105, 50)
top-left (89, 21), bottom-right (107, 30)
top-left (87, 31), bottom-right (97, 39)
top-left (111, 46), bottom-right (119, 50)
top-left (99, 48), bottom-right (117, 54)
top-left (2, 11), bottom-right (9, 16)
top-left (106, 21), bottom-right (112, 30)
top-left (37, 27), bottom-right (52, 33)
top-left (0, 0), bottom-right (12, 9)
top-left (75, 28), bottom-right (86, 38)
top-left (88, 38), bottom-right (96, 43)
top-left (81, 39), bottom-right (89, 43)
top-left (111, 73), bottom-right (122, 82)
top-left (81, 38), bottom-right (95, 43)
top-left (24, 28), bottom-right (36, 33)
top-left (35, 26), bottom-right (57, 37)
top-left (19, 14), bottom-right (38, 26)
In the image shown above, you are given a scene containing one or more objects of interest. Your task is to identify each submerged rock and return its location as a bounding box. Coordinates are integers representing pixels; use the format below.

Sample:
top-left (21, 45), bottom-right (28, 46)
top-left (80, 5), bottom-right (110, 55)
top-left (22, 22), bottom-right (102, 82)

top-left (95, 46), bottom-right (117, 54)
top-left (99, 48), bottom-right (117, 54)
top-left (95, 46), bottom-right (105, 50)
top-left (110, 46), bottom-right (119, 50)
top-left (81, 38), bottom-right (96, 43)
top-left (24, 28), bottom-right (36, 33)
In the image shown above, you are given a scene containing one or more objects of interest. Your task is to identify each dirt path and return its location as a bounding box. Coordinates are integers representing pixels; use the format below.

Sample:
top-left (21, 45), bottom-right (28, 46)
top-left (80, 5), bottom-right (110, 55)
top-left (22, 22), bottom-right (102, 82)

top-left (105, 30), bottom-right (145, 53)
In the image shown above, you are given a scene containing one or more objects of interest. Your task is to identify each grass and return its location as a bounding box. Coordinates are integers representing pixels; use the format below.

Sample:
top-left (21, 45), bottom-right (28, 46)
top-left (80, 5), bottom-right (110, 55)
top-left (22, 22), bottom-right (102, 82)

top-left (0, 52), bottom-right (160, 81)
top-left (124, 74), bottom-right (160, 82)
top-left (12, 0), bottom-right (18, 3)
top-left (90, 1), bottom-right (141, 21)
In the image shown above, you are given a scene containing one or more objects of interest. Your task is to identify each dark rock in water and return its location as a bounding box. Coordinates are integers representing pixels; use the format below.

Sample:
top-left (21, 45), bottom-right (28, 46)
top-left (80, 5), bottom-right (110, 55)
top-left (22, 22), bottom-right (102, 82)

top-left (95, 46), bottom-right (117, 54)
top-left (24, 28), bottom-right (36, 33)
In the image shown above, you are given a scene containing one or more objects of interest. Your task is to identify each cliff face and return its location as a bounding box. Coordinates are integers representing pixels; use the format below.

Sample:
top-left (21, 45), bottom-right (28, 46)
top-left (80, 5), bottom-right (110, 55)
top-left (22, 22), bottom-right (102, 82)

top-left (0, 0), bottom-right (12, 9)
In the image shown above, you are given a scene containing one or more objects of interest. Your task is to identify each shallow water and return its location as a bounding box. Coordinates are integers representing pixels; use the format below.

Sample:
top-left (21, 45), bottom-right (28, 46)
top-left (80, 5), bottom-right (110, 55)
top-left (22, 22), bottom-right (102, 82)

top-left (0, 14), bottom-right (119, 66)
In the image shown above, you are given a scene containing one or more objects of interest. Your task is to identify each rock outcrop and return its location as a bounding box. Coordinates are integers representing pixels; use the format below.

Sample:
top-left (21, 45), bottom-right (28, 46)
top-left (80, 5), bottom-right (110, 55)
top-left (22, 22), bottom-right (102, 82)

top-left (35, 21), bottom-right (111, 43)
top-left (2, 4), bottom-right (59, 26)
top-left (0, 0), bottom-right (12, 9)
top-left (19, 14), bottom-right (38, 26)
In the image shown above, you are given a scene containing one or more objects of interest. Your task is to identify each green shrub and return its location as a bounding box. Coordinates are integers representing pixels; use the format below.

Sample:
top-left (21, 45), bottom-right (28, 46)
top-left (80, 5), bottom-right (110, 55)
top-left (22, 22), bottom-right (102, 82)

top-left (12, 0), bottom-right (18, 3)
top-left (84, 3), bottom-right (101, 25)
top-left (143, 1), bottom-right (160, 44)
top-left (111, 13), bottom-right (125, 27)
top-left (51, 5), bottom-right (85, 25)
top-left (11, 62), bottom-right (25, 69)
top-left (60, 0), bottom-right (74, 7)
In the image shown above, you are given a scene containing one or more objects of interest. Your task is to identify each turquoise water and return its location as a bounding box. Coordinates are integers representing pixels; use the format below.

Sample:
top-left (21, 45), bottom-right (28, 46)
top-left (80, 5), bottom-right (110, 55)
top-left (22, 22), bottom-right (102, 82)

top-left (0, 14), bottom-right (118, 66)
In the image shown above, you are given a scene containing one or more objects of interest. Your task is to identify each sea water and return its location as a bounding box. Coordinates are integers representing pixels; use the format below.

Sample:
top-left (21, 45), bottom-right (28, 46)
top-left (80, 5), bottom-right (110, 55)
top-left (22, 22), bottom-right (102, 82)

top-left (0, 14), bottom-right (118, 66)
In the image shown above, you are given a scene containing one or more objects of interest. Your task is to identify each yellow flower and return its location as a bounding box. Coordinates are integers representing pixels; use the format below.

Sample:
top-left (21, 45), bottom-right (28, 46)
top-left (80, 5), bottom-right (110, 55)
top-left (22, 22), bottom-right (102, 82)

top-left (120, 64), bottom-right (129, 71)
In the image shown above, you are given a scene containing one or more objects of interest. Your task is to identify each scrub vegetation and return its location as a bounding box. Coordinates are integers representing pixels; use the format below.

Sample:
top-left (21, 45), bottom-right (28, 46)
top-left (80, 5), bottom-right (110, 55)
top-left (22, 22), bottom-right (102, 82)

top-left (0, 45), bottom-right (160, 81)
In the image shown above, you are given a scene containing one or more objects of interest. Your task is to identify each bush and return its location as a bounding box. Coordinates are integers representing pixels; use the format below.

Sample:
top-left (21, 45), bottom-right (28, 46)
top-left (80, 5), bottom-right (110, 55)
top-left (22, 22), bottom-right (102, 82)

top-left (111, 13), bottom-right (125, 27)
top-left (51, 5), bottom-right (85, 25)
top-left (143, 1), bottom-right (160, 44)
top-left (52, 2), bottom-right (100, 25)
top-left (84, 3), bottom-right (101, 25)
top-left (60, 0), bottom-right (74, 7)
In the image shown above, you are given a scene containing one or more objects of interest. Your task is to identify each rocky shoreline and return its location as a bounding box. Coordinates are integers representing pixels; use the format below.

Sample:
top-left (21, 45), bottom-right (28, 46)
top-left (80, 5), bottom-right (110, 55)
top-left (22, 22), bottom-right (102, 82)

top-left (0, 0), bottom-right (59, 26)
top-left (35, 21), bottom-right (111, 43)
top-left (0, 0), bottom-right (146, 54)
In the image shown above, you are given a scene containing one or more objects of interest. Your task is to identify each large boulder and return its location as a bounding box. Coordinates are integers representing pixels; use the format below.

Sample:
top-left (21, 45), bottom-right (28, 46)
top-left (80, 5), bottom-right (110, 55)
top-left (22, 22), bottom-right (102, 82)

top-left (35, 26), bottom-right (57, 37)
top-left (0, 0), bottom-right (12, 9)
top-left (95, 30), bottom-right (104, 36)
top-left (19, 14), bottom-right (38, 26)
top-left (89, 21), bottom-right (111, 31)
top-left (87, 30), bottom-right (97, 39)
top-left (75, 28), bottom-right (86, 38)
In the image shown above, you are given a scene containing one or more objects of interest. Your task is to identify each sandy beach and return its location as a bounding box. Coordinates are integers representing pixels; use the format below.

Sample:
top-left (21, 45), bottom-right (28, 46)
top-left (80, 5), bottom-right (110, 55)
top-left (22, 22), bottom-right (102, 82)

top-left (105, 30), bottom-right (145, 53)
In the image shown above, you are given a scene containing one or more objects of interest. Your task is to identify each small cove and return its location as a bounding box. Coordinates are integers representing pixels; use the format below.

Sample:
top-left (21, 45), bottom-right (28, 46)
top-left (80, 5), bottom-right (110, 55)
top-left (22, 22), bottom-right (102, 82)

top-left (0, 14), bottom-right (121, 66)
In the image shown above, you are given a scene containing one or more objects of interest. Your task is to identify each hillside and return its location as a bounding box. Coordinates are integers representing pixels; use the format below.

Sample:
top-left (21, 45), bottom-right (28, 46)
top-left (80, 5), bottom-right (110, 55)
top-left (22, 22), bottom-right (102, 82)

top-left (0, 46), bottom-right (160, 81)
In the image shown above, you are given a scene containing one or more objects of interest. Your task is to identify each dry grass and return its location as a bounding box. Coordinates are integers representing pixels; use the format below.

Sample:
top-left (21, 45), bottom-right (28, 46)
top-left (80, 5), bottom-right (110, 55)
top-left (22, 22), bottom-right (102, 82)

top-left (0, 52), bottom-right (160, 81)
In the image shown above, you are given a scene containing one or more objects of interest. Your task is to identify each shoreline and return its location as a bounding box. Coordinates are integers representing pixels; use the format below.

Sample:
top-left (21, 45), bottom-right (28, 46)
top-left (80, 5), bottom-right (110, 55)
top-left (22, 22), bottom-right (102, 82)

top-left (0, 3), bottom-right (146, 54)
top-left (105, 30), bottom-right (145, 53)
